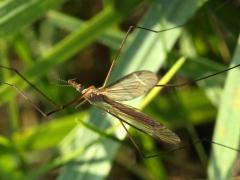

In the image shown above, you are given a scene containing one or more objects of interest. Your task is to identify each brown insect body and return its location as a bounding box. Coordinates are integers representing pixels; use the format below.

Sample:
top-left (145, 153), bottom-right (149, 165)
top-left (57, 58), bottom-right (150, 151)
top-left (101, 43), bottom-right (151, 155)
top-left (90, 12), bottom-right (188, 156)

top-left (67, 71), bottom-right (181, 144)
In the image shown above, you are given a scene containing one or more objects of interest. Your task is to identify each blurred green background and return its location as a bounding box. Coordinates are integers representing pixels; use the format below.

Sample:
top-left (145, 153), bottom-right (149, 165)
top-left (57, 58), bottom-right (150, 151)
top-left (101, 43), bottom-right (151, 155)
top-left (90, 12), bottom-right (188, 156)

top-left (0, 0), bottom-right (240, 179)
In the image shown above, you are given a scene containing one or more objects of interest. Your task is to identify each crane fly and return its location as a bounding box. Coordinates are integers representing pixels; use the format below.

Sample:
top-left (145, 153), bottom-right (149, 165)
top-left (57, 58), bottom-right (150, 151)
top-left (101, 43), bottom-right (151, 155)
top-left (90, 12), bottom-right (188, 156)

top-left (0, 24), bottom-right (185, 150)
top-left (68, 70), bottom-right (180, 144)
top-left (0, 23), bottom-right (239, 158)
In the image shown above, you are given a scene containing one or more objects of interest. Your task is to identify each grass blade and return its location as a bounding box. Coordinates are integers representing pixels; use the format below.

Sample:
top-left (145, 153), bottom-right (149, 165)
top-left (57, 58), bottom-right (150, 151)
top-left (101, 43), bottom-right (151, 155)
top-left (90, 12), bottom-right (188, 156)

top-left (208, 35), bottom-right (240, 179)
top-left (0, 0), bottom-right (68, 38)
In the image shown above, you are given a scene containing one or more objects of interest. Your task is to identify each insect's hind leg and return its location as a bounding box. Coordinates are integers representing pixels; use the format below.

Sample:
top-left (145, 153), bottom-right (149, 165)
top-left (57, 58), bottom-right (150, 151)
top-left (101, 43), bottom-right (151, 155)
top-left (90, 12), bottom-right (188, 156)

top-left (118, 120), bottom-right (240, 159)
top-left (0, 65), bottom-right (59, 107)
top-left (112, 111), bottom-right (240, 159)
top-left (0, 65), bottom-right (83, 117)
top-left (0, 80), bottom-right (48, 117)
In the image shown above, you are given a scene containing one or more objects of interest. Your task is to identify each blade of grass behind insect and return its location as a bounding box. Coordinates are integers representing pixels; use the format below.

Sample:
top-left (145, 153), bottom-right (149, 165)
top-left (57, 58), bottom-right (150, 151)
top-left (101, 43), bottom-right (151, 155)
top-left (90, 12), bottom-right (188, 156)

top-left (11, 34), bottom-right (34, 66)
top-left (58, 1), bottom-right (204, 180)
top-left (26, 121), bottom-right (127, 180)
top-left (0, 111), bottom-right (88, 179)
top-left (208, 35), bottom-right (240, 179)
top-left (137, 57), bottom-right (186, 178)
top-left (13, 112), bottom-right (87, 151)
top-left (46, 10), bottom-right (125, 50)
top-left (139, 57), bottom-right (186, 109)
top-left (0, 0), bottom-right (68, 38)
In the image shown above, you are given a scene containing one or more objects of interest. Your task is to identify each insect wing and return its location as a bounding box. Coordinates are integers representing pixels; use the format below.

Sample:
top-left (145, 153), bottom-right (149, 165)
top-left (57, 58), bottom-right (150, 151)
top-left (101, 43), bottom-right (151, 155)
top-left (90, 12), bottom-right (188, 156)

top-left (104, 71), bottom-right (158, 101)
top-left (94, 96), bottom-right (180, 144)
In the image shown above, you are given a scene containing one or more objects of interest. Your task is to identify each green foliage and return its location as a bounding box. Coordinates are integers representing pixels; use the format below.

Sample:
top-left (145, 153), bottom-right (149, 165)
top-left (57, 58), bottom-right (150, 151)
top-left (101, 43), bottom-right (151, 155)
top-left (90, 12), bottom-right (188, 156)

top-left (0, 0), bottom-right (68, 37)
top-left (208, 37), bottom-right (240, 179)
top-left (0, 0), bottom-right (239, 179)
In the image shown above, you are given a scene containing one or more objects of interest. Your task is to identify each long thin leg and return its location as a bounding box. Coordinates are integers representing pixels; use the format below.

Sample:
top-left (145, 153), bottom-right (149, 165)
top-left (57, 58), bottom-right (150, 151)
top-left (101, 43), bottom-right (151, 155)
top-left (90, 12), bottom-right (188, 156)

top-left (0, 81), bottom-right (47, 117)
top-left (46, 95), bottom-right (84, 116)
top-left (118, 118), bottom-right (240, 158)
top-left (119, 119), bottom-right (240, 159)
top-left (102, 26), bottom-right (134, 87)
top-left (118, 119), bottom-right (149, 158)
top-left (0, 80), bottom-right (84, 117)
top-left (102, 24), bottom-right (185, 87)
top-left (73, 97), bottom-right (240, 158)
top-left (155, 64), bottom-right (240, 88)
top-left (0, 65), bottom-right (59, 107)
top-left (74, 99), bottom-right (87, 109)
top-left (78, 113), bottom-right (240, 159)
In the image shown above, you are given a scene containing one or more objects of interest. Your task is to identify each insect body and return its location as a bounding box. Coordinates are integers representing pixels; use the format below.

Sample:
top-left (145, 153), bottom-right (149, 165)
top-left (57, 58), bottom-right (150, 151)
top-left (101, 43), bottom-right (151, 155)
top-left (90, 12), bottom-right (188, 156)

top-left (68, 70), bottom-right (181, 144)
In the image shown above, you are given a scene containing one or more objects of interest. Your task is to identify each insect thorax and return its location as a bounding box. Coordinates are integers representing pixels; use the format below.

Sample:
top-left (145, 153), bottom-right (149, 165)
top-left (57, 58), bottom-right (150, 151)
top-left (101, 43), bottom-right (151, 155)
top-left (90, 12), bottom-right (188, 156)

top-left (83, 86), bottom-right (105, 102)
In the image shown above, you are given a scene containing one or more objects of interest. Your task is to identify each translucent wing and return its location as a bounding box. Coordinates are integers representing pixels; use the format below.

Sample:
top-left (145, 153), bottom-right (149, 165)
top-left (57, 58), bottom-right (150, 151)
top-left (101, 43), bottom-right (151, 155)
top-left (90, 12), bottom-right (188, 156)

top-left (103, 71), bottom-right (158, 101)
top-left (93, 96), bottom-right (180, 144)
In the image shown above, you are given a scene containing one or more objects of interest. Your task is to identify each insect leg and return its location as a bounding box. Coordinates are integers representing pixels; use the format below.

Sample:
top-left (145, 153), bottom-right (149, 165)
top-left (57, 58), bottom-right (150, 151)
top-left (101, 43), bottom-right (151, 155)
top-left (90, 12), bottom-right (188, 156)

top-left (45, 95), bottom-right (84, 116)
top-left (0, 65), bottom-right (59, 107)
top-left (74, 99), bottom-right (87, 109)
top-left (0, 81), bottom-right (47, 117)
top-left (102, 24), bottom-right (184, 88)
top-left (0, 65), bottom-right (84, 117)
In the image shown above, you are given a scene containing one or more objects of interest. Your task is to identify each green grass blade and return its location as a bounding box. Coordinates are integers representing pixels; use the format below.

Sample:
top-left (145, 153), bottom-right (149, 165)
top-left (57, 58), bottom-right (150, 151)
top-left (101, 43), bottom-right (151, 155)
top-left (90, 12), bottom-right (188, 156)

top-left (0, 0), bottom-right (68, 38)
top-left (46, 10), bottom-right (124, 49)
top-left (208, 35), bottom-right (240, 179)
top-left (13, 112), bottom-right (87, 151)
top-left (12, 34), bottom-right (34, 65)
top-left (139, 57), bottom-right (186, 109)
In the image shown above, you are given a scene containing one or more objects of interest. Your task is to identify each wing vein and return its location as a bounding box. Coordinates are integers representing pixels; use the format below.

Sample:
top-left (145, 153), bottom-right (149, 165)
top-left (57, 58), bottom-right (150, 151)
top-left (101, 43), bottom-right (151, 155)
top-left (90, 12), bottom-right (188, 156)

top-left (93, 95), bottom-right (180, 144)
